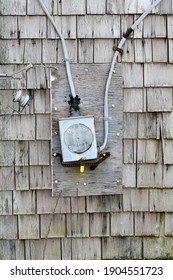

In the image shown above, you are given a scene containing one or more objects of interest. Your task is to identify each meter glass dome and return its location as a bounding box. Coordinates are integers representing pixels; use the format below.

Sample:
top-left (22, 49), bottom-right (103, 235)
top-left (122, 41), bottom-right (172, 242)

top-left (64, 123), bottom-right (93, 154)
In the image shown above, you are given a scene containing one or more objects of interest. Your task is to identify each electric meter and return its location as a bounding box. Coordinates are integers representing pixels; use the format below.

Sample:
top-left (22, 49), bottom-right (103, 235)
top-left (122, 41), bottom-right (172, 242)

top-left (59, 116), bottom-right (97, 163)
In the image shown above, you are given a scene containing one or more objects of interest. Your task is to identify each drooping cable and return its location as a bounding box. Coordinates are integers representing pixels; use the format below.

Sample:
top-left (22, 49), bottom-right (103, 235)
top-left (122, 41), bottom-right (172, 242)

top-left (37, 0), bottom-right (76, 98)
top-left (99, 0), bottom-right (163, 152)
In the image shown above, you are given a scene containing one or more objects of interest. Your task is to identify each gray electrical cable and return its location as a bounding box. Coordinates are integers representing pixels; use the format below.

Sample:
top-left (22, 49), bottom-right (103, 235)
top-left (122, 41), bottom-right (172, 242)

top-left (37, 0), bottom-right (76, 98)
top-left (99, 0), bottom-right (163, 152)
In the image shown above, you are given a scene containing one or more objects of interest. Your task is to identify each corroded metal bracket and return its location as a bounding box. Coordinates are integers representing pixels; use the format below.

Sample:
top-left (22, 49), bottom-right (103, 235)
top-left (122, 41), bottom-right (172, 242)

top-left (53, 152), bottom-right (110, 170)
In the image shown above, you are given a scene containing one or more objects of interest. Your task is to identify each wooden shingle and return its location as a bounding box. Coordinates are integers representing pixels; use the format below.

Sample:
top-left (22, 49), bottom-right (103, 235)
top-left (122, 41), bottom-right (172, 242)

top-left (150, 189), bottom-right (173, 212)
top-left (102, 237), bottom-right (142, 259)
top-left (0, 240), bottom-right (24, 260)
top-left (29, 141), bottom-right (50, 165)
top-left (111, 212), bottom-right (134, 236)
top-left (15, 166), bottom-right (29, 190)
top-left (13, 190), bottom-right (35, 215)
top-left (40, 214), bottom-right (65, 238)
top-left (0, 215), bottom-right (18, 239)
top-left (25, 239), bottom-right (61, 260)
top-left (61, 0), bottom-right (86, 15)
top-left (0, 191), bottom-right (12, 215)
top-left (72, 238), bottom-right (101, 260)
top-left (0, 16), bottom-right (17, 39)
top-left (135, 212), bottom-right (160, 236)
top-left (37, 190), bottom-right (71, 214)
top-left (18, 215), bottom-right (39, 239)
top-left (30, 166), bottom-right (52, 189)
top-left (77, 15), bottom-right (120, 38)
top-left (0, 167), bottom-right (15, 190)
top-left (18, 16), bottom-right (47, 38)
top-left (90, 213), bottom-right (110, 237)
top-left (66, 214), bottom-right (89, 237)
top-left (123, 188), bottom-right (149, 211)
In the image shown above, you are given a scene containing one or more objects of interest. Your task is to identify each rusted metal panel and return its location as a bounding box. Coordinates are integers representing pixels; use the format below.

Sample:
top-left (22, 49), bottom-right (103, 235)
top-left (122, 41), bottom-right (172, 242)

top-left (51, 63), bottom-right (123, 197)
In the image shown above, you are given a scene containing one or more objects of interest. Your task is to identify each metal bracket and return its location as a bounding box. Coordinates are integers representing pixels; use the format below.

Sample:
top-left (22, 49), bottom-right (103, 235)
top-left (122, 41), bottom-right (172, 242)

top-left (53, 152), bottom-right (111, 170)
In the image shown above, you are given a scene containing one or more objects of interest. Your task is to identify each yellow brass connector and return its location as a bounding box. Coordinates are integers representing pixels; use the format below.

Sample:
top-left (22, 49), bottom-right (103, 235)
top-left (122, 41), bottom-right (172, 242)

top-left (80, 165), bottom-right (85, 173)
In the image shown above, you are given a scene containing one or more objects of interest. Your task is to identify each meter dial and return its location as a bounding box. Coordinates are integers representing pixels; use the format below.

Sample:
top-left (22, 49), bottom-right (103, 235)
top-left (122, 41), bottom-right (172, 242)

top-left (64, 123), bottom-right (93, 154)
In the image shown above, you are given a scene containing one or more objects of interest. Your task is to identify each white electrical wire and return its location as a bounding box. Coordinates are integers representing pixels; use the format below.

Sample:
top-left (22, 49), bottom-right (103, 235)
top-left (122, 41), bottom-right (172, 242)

top-left (37, 0), bottom-right (76, 98)
top-left (99, 0), bottom-right (163, 152)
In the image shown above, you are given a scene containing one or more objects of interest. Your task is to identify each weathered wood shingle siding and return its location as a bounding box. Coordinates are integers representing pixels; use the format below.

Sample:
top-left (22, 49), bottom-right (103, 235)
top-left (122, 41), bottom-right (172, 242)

top-left (0, 0), bottom-right (173, 259)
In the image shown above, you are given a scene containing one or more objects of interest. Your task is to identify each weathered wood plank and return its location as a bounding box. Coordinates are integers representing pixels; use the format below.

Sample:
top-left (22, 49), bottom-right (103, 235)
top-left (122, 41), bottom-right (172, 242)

top-left (29, 141), bottom-right (50, 165)
top-left (90, 213), bottom-right (110, 237)
top-left (0, 0), bottom-right (26, 15)
top-left (27, 0), bottom-right (57, 15)
top-left (147, 88), bottom-right (172, 112)
top-left (72, 238), bottom-right (101, 260)
top-left (123, 140), bottom-right (136, 163)
top-left (18, 215), bottom-right (39, 239)
top-left (123, 164), bottom-right (137, 187)
top-left (150, 189), bottom-right (173, 212)
top-left (34, 89), bottom-right (51, 114)
top-left (0, 40), bottom-right (24, 64)
top-left (25, 239), bottom-right (61, 260)
top-left (0, 16), bottom-right (17, 39)
top-left (138, 113), bottom-right (158, 139)
top-left (77, 15), bottom-right (120, 38)
top-left (15, 141), bottom-right (29, 166)
top-left (66, 214), bottom-right (89, 237)
top-left (137, 164), bottom-right (163, 187)
top-left (0, 216), bottom-right (18, 239)
top-left (30, 166), bottom-right (52, 189)
top-left (18, 16), bottom-right (47, 38)
top-left (123, 188), bottom-right (149, 211)
top-left (135, 212), bottom-right (160, 236)
top-left (0, 141), bottom-right (14, 166)
top-left (162, 112), bottom-right (173, 139)
top-left (94, 39), bottom-right (115, 63)
top-left (122, 63), bottom-right (143, 88)
top-left (0, 191), bottom-right (12, 215)
top-left (0, 167), bottom-right (15, 190)
top-left (0, 240), bottom-right (24, 260)
top-left (87, 0), bottom-right (106, 14)
top-left (124, 88), bottom-right (146, 113)
top-left (61, 0), bottom-right (86, 15)
top-left (111, 212), bottom-right (134, 236)
top-left (51, 64), bottom-right (123, 197)
top-left (102, 237), bottom-right (142, 259)
top-left (42, 40), bottom-right (58, 64)
top-left (37, 190), bottom-right (71, 214)
top-left (40, 214), bottom-right (65, 238)
top-left (15, 166), bottom-right (29, 190)
top-left (24, 39), bottom-right (42, 64)
top-left (144, 64), bottom-right (173, 87)
top-left (0, 115), bottom-right (35, 140)
top-left (143, 15), bottom-right (167, 38)
top-left (165, 213), bottom-right (173, 236)
top-left (36, 114), bottom-right (51, 140)
top-left (137, 140), bottom-right (159, 163)
top-left (143, 237), bottom-right (173, 259)
top-left (163, 140), bottom-right (173, 164)
top-left (13, 190), bottom-right (35, 214)
top-left (70, 197), bottom-right (86, 213)
top-left (78, 39), bottom-right (94, 63)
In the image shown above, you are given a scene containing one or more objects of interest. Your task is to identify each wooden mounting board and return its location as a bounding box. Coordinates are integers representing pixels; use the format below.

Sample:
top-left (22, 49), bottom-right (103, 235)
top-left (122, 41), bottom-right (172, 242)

top-left (51, 64), bottom-right (123, 197)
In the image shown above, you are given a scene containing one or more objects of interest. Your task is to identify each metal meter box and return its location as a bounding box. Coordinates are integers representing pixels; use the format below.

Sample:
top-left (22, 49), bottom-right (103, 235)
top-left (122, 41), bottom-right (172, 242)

top-left (59, 115), bottom-right (97, 162)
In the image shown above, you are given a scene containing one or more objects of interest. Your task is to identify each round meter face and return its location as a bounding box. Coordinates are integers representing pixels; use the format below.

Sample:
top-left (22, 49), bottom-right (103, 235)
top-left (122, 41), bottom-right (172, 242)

top-left (64, 123), bottom-right (93, 154)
